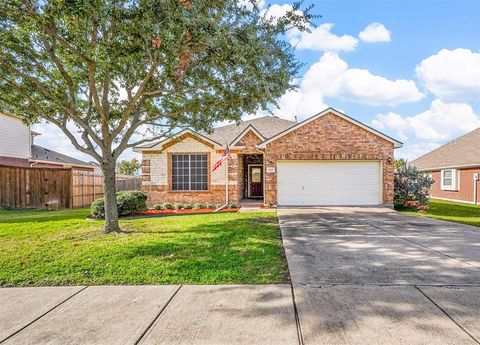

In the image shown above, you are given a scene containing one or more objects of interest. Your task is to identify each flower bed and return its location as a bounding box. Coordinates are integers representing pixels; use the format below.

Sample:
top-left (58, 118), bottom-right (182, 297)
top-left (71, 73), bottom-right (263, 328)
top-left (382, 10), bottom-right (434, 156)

top-left (138, 208), bottom-right (240, 216)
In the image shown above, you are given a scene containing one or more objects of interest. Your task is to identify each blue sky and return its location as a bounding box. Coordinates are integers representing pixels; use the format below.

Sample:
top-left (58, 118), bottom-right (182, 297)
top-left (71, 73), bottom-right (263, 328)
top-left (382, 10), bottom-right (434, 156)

top-left (34, 0), bottom-right (480, 162)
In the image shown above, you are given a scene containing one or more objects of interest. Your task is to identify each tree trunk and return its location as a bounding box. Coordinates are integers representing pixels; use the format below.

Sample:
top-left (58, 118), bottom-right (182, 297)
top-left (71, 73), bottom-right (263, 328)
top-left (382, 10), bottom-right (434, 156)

top-left (102, 159), bottom-right (122, 233)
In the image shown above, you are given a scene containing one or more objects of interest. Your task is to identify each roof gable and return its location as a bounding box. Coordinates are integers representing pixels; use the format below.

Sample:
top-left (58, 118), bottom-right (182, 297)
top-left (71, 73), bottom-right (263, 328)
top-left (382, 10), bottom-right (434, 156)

top-left (230, 125), bottom-right (266, 147)
top-left (257, 108), bottom-right (403, 148)
top-left (133, 129), bottom-right (221, 152)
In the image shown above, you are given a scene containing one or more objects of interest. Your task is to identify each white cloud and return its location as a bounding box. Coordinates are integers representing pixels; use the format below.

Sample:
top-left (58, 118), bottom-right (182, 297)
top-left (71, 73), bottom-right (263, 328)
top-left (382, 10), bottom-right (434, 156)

top-left (303, 53), bottom-right (423, 106)
top-left (287, 23), bottom-right (358, 52)
top-left (416, 48), bottom-right (480, 101)
top-left (260, 4), bottom-right (303, 25)
top-left (359, 23), bottom-right (391, 43)
top-left (269, 53), bottom-right (424, 121)
top-left (238, 0), bottom-right (265, 10)
top-left (372, 99), bottom-right (480, 160)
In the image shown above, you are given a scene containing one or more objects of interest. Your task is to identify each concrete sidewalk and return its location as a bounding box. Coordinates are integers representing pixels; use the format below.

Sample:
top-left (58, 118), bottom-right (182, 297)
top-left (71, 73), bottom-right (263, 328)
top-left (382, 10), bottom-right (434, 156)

top-left (1, 284), bottom-right (479, 344)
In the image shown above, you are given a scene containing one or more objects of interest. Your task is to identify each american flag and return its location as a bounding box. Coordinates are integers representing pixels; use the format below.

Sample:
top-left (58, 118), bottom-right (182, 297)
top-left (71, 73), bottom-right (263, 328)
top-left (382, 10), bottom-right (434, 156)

top-left (211, 143), bottom-right (231, 172)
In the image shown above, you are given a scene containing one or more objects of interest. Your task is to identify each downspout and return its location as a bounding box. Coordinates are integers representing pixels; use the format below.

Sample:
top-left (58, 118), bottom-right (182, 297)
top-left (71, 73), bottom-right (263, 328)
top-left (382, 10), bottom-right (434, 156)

top-left (474, 173), bottom-right (479, 205)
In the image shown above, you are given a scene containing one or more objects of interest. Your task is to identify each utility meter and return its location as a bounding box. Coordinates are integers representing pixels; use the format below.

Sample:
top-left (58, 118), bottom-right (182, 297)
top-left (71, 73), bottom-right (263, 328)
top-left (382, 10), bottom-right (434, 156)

top-left (474, 173), bottom-right (479, 181)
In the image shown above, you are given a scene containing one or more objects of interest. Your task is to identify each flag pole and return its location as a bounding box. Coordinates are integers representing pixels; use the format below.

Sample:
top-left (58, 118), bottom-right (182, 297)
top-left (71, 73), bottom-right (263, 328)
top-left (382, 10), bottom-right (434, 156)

top-left (225, 157), bottom-right (229, 205)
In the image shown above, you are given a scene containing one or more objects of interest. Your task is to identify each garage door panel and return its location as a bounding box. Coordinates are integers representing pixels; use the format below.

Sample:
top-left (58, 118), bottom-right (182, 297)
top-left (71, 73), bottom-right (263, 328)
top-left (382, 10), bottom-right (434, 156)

top-left (277, 161), bottom-right (380, 206)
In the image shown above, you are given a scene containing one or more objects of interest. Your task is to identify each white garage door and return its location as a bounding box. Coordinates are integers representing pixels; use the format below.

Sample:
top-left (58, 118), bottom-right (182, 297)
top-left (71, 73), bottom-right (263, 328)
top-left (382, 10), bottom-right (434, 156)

top-left (277, 161), bottom-right (381, 206)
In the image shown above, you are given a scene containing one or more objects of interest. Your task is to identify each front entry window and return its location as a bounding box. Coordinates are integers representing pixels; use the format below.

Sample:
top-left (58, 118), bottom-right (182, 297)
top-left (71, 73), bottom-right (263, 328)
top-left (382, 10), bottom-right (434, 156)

top-left (251, 167), bottom-right (261, 183)
top-left (172, 154), bottom-right (208, 191)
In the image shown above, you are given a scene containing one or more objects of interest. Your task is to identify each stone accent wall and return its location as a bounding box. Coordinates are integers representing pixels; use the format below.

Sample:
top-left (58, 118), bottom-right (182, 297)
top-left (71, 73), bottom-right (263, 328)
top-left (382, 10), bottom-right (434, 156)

top-left (264, 112), bottom-right (395, 205)
top-left (142, 137), bottom-right (226, 186)
top-left (237, 130), bottom-right (264, 152)
top-left (141, 137), bottom-right (238, 205)
top-left (429, 167), bottom-right (480, 204)
top-left (141, 159), bottom-right (150, 182)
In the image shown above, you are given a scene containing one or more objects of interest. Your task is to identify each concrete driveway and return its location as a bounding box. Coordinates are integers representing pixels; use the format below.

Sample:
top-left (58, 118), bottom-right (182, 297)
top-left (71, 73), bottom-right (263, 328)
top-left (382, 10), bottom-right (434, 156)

top-left (278, 207), bottom-right (480, 344)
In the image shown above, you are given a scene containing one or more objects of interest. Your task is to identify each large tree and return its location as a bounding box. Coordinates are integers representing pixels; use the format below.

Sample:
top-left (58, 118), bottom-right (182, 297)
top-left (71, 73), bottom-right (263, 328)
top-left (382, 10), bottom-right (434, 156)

top-left (0, 0), bottom-right (313, 233)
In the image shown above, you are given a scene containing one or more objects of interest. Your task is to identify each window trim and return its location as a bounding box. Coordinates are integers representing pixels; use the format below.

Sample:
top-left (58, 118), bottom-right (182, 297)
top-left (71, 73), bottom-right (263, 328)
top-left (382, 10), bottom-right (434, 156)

top-left (169, 152), bottom-right (210, 192)
top-left (441, 169), bottom-right (457, 191)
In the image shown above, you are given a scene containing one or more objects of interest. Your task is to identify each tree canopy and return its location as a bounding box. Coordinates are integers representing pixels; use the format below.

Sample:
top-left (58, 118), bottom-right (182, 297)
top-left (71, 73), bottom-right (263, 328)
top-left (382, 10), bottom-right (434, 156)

top-left (0, 0), bottom-right (314, 232)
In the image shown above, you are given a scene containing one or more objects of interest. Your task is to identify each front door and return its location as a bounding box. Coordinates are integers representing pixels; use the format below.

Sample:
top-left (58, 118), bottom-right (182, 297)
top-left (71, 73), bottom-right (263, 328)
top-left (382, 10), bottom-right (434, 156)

top-left (248, 165), bottom-right (263, 198)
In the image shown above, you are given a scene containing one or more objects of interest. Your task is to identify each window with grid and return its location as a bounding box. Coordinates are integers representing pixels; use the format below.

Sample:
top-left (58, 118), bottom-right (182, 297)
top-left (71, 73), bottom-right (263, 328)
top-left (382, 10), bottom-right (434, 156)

top-left (172, 154), bottom-right (208, 191)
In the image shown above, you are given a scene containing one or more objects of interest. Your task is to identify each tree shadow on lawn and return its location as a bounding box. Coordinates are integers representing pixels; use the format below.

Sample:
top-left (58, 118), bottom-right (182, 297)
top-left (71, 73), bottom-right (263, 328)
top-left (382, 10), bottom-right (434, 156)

top-left (0, 215), bottom-right (289, 286)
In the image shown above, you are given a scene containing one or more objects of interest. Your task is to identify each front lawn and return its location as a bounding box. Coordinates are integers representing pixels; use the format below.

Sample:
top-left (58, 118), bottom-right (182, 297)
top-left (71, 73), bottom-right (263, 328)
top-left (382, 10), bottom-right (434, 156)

top-left (0, 208), bottom-right (288, 286)
top-left (398, 199), bottom-right (480, 227)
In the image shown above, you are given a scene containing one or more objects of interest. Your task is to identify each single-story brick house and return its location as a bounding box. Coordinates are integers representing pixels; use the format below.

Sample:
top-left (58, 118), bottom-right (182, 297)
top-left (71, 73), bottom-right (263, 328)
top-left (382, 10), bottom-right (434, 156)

top-left (134, 108), bottom-right (402, 207)
top-left (410, 127), bottom-right (480, 205)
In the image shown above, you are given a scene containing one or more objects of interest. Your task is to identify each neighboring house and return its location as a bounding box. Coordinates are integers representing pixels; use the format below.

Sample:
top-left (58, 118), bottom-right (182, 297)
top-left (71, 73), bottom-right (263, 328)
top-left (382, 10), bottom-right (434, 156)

top-left (410, 128), bottom-right (480, 205)
top-left (135, 108), bottom-right (402, 207)
top-left (0, 112), bottom-right (94, 171)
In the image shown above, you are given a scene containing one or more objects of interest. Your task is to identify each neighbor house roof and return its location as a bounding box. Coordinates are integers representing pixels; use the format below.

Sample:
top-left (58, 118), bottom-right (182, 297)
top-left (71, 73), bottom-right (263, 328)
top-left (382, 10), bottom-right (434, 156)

top-left (410, 127), bottom-right (480, 171)
top-left (31, 145), bottom-right (92, 168)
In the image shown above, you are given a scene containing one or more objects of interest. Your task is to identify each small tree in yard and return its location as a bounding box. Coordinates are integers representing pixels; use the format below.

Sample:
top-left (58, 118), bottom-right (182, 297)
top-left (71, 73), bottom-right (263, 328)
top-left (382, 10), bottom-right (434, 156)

top-left (0, 0), bottom-right (314, 233)
top-left (394, 165), bottom-right (434, 211)
top-left (117, 158), bottom-right (140, 176)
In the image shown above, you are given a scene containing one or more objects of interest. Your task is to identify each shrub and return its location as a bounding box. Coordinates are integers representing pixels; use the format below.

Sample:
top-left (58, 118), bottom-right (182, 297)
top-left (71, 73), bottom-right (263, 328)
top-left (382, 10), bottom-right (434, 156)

top-left (183, 203), bottom-right (193, 210)
top-left (90, 191), bottom-right (147, 218)
top-left (193, 202), bottom-right (205, 210)
top-left (215, 203), bottom-right (223, 209)
top-left (228, 202), bottom-right (237, 209)
top-left (116, 191), bottom-right (148, 216)
top-left (264, 201), bottom-right (274, 208)
top-left (205, 202), bottom-right (214, 209)
top-left (152, 204), bottom-right (164, 210)
top-left (91, 198), bottom-right (106, 218)
top-left (394, 165), bottom-right (434, 211)
top-left (173, 202), bottom-right (184, 210)
top-left (163, 202), bottom-right (173, 210)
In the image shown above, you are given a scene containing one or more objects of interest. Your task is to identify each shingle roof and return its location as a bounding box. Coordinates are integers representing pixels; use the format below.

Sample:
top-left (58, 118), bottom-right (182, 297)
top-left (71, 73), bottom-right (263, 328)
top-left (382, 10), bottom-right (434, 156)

top-left (31, 145), bottom-right (92, 167)
top-left (409, 127), bottom-right (480, 170)
top-left (201, 116), bottom-right (296, 144)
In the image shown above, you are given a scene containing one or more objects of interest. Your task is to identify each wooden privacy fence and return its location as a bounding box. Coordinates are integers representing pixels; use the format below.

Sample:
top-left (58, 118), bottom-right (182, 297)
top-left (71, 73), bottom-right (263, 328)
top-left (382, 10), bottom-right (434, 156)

top-left (116, 175), bottom-right (142, 192)
top-left (72, 170), bottom-right (104, 208)
top-left (0, 165), bottom-right (72, 209)
top-left (0, 165), bottom-right (142, 209)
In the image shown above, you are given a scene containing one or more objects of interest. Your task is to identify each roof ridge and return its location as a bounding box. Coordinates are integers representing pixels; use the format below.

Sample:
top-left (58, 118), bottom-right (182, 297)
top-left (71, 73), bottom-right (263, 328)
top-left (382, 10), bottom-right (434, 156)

top-left (213, 115), bottom-right (295, 130)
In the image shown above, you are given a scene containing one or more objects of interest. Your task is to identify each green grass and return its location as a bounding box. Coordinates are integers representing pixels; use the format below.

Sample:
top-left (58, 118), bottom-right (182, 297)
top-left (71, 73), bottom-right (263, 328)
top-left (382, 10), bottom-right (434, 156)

top-left (398, 199), bottom-right (480, 227)
top-left (0, 208), bottom-right (288, 286)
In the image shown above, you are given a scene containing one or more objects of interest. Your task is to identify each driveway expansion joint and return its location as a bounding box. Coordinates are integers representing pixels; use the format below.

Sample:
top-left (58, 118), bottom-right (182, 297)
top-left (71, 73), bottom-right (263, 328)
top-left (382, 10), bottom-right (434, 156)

top-left (414, 285), bottom-right (480, 344)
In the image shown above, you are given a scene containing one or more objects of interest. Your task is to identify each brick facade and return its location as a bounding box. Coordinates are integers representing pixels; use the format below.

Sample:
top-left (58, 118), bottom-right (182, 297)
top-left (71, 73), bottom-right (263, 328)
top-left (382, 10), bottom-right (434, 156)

top-left (264, 112), bottom-right (395, 205)
top-left (141, 111), bottom-right (396, 206)
top-left (429, 167), bottom-right (480, 204)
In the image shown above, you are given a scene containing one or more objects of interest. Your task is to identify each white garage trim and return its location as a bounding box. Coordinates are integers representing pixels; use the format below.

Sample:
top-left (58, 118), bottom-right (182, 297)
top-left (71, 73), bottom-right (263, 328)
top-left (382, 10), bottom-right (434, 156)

top-left (277, 160), bottom-right (382, 206)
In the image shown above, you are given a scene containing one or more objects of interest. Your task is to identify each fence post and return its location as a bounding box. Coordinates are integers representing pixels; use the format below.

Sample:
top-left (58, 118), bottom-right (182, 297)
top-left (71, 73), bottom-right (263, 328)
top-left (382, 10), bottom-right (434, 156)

top-left (82, 171), bottom-right (85, 207)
